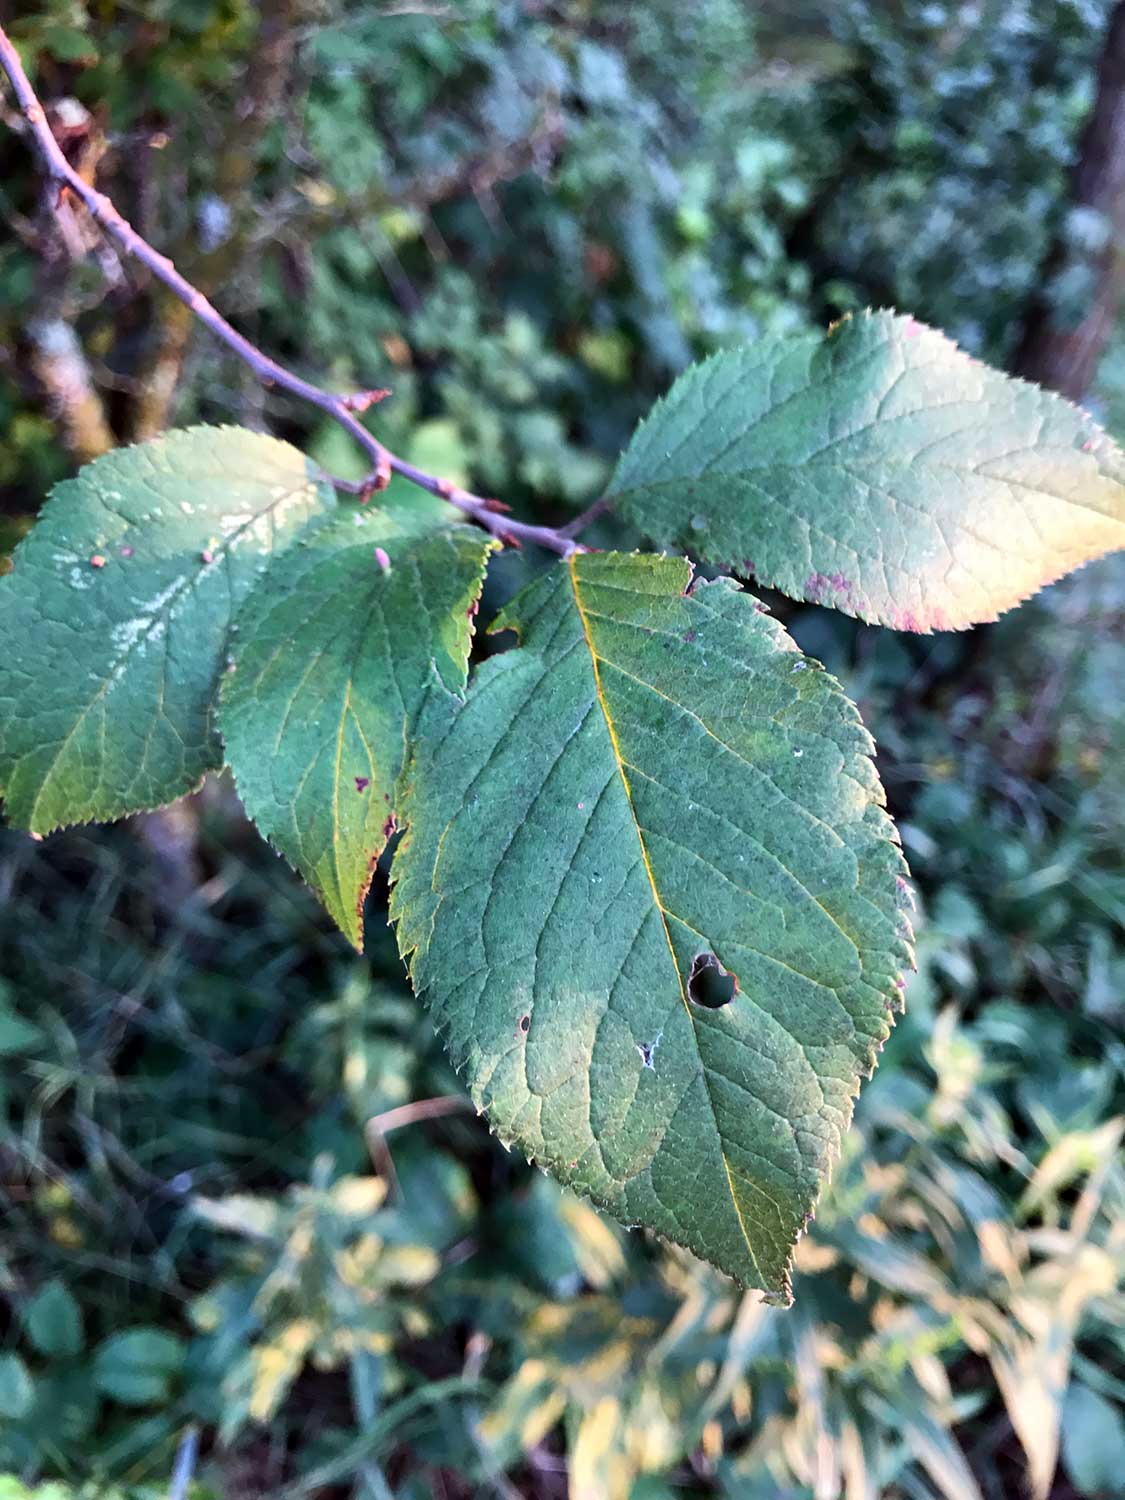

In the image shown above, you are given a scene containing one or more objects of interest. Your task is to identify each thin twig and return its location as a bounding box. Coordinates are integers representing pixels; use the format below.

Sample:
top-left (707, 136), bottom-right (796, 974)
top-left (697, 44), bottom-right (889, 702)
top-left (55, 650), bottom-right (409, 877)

top-left (363, 1094), bottom-right (474, 1197)
top-left (366, 1094), bottom-right (475, 1134)
top-left (558, 495), bottom-right (610, 538)
top-left (0, 27), bottom-right (588, 558)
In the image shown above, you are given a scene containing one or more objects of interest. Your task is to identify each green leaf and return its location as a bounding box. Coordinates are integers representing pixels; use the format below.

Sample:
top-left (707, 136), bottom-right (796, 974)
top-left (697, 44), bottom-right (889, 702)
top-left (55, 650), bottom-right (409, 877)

top-left (392, 551), bottom-right (912, 1295)
top-left (33, 1372), bottom-right (100, 1451)
top-left (0, 1354), bottom-right (34, 1420)
top-left (873, 1395), bottom-right (985, 1500)
top-left (24, 1278), bottom-right (83, 1357)
top-left (0, 426), bottom-right (333, 833)
top-left (0, 1006), bottom-right (43, 1056)
top-left (1061, 1383), bottom-right (1125, 1498)
top-left (221, 491), bottom-right (496, 948)
top-left (608, 310), bottom-right (1125, 631)
top-left (92, 1327), bottom-right (185, 1406)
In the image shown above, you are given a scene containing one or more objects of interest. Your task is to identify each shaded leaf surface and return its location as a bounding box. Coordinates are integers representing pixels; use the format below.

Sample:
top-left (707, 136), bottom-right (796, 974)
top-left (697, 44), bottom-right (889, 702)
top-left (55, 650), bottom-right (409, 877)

top-left (392, 551), bottom-right (912, 1293)
top-left (24, 1278), bottom-right (83, 1357)
top-left (92, 1327), bottom-right (185, 1407)
top-left (0, 1354), bottom-right (33, 1421)
top-left (1061, 1383), bottom-right (1125, 1498)
top-left (221, 493), bottom-right (495, 947)
top-left (0, 427), bottom-right (332, 832)
top-left (608, 310), bottom-right (1125, 630)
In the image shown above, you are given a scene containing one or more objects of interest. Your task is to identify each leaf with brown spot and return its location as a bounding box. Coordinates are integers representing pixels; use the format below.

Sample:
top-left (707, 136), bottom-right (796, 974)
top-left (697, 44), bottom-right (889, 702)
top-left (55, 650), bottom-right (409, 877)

top-left (0, 426), bottom-right (333, 832)
top-left (392, 551), bottom-right (912, 1294)
top-left (221, 487), bottom-right (495, 948)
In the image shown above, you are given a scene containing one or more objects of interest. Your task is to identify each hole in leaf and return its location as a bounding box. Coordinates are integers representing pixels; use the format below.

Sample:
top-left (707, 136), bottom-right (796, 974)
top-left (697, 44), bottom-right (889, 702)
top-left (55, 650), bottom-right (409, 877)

top-left (518, 1014), bottom-right (530, 1034)
top-left (687, 952), bottom-right (737, 1008)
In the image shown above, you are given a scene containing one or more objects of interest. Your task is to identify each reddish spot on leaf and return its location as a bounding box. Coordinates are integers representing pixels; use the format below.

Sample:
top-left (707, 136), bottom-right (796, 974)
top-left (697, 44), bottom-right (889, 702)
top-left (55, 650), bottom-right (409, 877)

top-left (355, 776), bottom-right (370, 793)
top-left (1082, 439), bottom-right (1095, 452)
top-left (805, 571), bottom-right (828, 602)
top-left (373, 546), bottom-right (391, 571)
top-left (806, 570), bottom-right (852, 603)
top-left (577, 801), bottom-right (585, 810)
top-left (200, 549), bottom-right (215, 565)
top-left (120, 546), bottom-right (134, 559)
top-left (683, 630), bottom-right (697, 643)
top-left (466, 598), bottom-right (479, 621)
top-left (382, 812), bottom-right (397, 840)
top-left (89, 554), bottom-right (106, 569)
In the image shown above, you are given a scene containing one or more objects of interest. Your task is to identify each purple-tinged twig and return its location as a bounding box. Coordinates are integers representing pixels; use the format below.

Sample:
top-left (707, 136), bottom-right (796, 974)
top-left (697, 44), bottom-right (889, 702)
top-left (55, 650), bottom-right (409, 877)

top-left (0, 26), bottom-right (592, 557)
top-left (558, 495), bottom-right (610, 538)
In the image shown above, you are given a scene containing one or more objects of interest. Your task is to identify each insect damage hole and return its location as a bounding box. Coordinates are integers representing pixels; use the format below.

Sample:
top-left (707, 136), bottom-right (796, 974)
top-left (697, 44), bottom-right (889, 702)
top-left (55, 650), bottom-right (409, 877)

top-left (687, 951), bottom-right (737, 1009)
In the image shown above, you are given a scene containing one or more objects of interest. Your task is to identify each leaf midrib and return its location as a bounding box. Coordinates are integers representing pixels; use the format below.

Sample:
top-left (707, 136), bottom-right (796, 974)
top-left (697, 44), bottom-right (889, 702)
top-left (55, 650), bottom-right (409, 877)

top-left (566, 555), bottom-right (763, 1282)
top-left (23, 477), bottom-right (316, 830)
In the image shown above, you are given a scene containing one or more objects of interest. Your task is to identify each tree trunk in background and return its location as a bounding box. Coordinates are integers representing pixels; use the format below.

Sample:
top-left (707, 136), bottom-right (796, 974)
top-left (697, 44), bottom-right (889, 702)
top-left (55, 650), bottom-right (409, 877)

top-left (27, 315), bottom-right (114, 463)
top-left (130, 0), bottom-right (301, 440)
top-left (23, 99), bottom-right (116, 463)
top-left (1014, 0), bottom-right (1125, 400)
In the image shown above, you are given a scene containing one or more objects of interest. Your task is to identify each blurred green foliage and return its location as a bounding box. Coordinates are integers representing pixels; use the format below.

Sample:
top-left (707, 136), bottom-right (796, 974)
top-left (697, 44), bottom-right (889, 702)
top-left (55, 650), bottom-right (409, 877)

top-left (809, 0), bottom-right (1112, 354)
top-left (2, 0), bottom-right (1125, 1496)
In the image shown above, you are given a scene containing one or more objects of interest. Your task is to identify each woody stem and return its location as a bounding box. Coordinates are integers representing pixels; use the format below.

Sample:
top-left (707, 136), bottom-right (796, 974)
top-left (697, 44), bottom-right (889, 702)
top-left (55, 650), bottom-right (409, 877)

top-left (0, 25), bottom-right (593, 557)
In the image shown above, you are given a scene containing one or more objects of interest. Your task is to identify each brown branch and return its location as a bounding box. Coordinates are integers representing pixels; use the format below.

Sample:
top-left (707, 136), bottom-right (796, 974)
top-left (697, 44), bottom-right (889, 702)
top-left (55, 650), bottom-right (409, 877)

top-left (1014, 0), bottom-right (1125, 400)
top-left (11, 90), bottom-right (117, 463)
top-left (256, 101), bottom-right (565, 243)
top-left (132, 0), bottom-right (303, 441)
top-left (367, 1095), bottom-right (474, 1136)
top-left (363, 1095), bottom-right (474, 1196)
top-left (558, 496), bottom-right (610, 539)
top-left (0, 26), bottom-right (586, 557)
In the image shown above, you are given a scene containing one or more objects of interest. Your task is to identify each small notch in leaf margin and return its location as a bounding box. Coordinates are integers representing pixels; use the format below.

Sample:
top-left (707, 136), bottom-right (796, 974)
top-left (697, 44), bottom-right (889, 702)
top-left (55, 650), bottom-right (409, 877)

top-left (687, 951), bottom-right (738, 1008)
